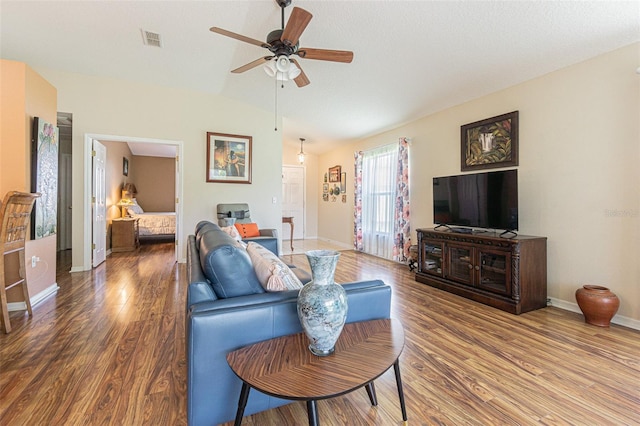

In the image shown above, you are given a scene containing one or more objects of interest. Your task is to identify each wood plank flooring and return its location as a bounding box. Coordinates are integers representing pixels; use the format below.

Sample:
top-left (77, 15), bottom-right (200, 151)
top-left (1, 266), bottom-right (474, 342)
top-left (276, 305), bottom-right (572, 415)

top-left (1, 243), bottom-right (639, 425)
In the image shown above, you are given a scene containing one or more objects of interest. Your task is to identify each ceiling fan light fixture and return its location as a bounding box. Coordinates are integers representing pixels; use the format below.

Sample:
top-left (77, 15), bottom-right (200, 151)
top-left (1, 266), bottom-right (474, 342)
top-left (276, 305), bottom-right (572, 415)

top-left (276, 55), bottom-right (291, 72)
top-left (264, 56), bottom-right (300, 81)
top-left (264, 58), bottom-right (277, 77)
top-left (288, 61), bottom-right (301, 79)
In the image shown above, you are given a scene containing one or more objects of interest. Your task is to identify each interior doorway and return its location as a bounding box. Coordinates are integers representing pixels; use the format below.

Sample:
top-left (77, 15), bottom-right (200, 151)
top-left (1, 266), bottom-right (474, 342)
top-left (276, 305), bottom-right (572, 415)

top-left (56, 112), bottom-right (72, 251)
top-left (82, 134), bottom-right (184, 271)
top-left (282, 165), bottom-right (305, 240)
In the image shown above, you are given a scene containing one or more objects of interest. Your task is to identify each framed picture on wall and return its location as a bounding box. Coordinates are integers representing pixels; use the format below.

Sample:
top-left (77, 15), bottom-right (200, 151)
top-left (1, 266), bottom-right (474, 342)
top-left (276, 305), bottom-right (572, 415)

top-left (328, 165), bottom-right (341, 182)
top-left (206, 132), bottom-right (252, 184)
top-left (340, 172), bottom-right (346, 193)
top-left (123, 157), bottom-right (129, 176)
top-left (461, 111), bottom-right (519, 171)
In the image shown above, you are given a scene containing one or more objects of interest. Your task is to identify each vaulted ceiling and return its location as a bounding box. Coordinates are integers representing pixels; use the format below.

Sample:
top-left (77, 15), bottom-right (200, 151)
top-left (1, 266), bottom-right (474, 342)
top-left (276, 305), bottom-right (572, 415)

top-left (2, 1), bottom-right (638, 154)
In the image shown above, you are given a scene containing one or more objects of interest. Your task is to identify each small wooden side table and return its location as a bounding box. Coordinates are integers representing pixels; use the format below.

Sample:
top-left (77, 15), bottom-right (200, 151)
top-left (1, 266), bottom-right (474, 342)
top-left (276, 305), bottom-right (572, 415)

top-left (227, 318), bottom-right (407, 425)
top-left (111, 218), bottom-right (139, 252)
top-left (282, 216), bottom-right (294, 251)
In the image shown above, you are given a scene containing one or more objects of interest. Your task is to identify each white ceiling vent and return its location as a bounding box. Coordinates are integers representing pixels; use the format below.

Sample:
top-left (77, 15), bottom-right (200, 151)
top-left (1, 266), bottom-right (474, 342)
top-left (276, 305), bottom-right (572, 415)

top-left (141, 29), bottom-right (163, 48)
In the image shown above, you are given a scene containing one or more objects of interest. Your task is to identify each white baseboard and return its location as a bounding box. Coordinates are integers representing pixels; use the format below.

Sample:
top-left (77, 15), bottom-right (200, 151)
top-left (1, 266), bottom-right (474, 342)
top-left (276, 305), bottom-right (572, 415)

top-left (549, 297), bottom-right (640, 331)
top-left (316, 237), bottom-right (353, 250)
top-left (7, 283), bottom-right (59, 311)
top-left (69, 266), bottom-right (87, 273)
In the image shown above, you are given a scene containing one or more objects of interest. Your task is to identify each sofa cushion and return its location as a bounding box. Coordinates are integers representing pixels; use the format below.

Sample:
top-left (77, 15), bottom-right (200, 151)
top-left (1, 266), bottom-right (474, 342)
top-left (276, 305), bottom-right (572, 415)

top-left (220, 225), bottom-right (242, 242)
top-left (195, 221), bottom-right (219, 247)
top-left (199, 229), bottom-right (264, 299)
top-left (235, 222), bottom-right (261, 238)
top-left (246, 242), bottom-right (303, 292)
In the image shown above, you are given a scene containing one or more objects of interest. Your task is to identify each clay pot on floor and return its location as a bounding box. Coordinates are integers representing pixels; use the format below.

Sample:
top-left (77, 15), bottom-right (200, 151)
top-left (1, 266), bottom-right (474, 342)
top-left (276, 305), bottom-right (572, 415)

top-left (575, 285), bottom-right (620, 327)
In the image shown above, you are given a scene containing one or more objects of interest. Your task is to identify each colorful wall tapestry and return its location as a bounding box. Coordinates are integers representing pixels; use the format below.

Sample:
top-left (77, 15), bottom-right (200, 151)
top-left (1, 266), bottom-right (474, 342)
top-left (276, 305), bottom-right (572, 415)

top-left (31, 117), bottom-right (59, 239)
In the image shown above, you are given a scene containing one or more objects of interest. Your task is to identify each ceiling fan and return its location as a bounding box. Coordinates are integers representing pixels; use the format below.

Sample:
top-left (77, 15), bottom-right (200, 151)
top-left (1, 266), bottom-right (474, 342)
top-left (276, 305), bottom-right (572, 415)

top-left (210, 0), bottom-right (353, 88)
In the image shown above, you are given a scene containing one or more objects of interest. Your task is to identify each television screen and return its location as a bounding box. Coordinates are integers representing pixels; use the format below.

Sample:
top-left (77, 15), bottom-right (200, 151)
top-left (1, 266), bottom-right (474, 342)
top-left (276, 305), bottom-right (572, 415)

top-left (433, 169), bottom-right (518, 231)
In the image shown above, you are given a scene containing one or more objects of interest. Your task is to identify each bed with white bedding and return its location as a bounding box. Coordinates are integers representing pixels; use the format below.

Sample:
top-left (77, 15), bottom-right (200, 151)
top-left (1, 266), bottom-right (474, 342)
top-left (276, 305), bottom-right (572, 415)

top-left (126, 198), bottom-right (175, 241)
top-left (129, 212), bottom-right (176, 237)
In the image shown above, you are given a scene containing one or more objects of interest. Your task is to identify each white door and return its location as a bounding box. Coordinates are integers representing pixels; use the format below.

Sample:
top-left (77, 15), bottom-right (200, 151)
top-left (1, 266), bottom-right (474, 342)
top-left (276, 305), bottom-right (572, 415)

top-left (92, 140), bottom-right (107, 267)
top-left (282, 166), bottom-right (305, 240)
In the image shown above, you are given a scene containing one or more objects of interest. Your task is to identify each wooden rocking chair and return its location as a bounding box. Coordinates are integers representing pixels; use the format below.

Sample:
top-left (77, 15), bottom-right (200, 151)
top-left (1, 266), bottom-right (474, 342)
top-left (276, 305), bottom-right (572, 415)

top-left (0, 191), bottom-right (40, 333)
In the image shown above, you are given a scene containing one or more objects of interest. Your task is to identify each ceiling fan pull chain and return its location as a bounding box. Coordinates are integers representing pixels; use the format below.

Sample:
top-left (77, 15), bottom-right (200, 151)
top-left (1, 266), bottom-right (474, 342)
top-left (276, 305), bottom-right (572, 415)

top-left (274, 76), bottom-right (278, 131)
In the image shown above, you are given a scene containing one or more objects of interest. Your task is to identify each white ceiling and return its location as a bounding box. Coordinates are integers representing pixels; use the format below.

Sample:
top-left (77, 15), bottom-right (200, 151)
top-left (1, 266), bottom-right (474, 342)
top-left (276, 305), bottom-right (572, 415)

top-left (2, 1), bottom-right (639, 155)
top-left (127, 141), bottom-right (177, 158)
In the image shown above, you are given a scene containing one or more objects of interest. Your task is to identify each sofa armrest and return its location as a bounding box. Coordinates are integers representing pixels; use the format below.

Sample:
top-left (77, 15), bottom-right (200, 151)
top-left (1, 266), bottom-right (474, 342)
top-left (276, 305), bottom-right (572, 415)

top-left (186, 279), bottom-right (391, 426)
top-left (259, 228), bottom-right (277, 238)
top-left (186, 235), bottom-right (218, 306)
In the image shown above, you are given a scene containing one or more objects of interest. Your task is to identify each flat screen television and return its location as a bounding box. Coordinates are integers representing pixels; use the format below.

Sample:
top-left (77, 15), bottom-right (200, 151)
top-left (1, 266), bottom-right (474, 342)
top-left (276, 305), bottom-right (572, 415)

top-left (433, 169), bottom-right (518, 231)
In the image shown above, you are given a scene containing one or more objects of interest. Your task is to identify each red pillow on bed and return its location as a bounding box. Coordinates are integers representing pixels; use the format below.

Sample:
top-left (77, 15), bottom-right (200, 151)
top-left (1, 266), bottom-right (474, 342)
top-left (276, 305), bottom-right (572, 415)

top-left (234, 223), bottom-right (260, 238)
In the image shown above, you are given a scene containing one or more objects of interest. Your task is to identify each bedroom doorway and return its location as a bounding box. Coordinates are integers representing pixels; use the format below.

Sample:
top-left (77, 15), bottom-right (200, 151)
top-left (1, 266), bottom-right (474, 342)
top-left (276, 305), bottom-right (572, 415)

top-left (82, 134), bottom-right (183, 270)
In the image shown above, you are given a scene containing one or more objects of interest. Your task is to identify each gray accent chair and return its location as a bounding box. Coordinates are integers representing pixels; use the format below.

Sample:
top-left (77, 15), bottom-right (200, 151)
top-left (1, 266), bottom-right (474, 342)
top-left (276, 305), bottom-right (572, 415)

top-left (216, 203), bottom-right (279, 254)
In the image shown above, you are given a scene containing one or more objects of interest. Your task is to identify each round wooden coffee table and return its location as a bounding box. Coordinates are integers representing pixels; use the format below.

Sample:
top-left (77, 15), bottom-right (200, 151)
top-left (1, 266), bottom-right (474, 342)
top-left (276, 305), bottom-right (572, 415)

top-left (226, 318), bottom-right (407, 425)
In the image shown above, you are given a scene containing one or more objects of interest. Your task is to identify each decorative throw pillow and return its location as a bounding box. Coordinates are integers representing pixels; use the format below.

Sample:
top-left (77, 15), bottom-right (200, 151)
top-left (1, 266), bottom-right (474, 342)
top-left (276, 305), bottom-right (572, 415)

top-left (128, 198), bottom-right (144, 214)
top-left (234, 222), bottom-right (260, 238)
top-left (246, 242), bottom-right (303, 292)
top-left (220, 225), bottom-right (242, 242)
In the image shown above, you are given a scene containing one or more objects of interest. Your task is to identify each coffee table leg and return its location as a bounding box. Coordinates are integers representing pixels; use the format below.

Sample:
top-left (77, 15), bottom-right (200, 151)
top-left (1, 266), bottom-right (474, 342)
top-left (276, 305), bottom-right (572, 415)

top-left (393, 360), bottom-right (408, 421)
top-left (306, 400), bottom-right (319, 426)
top-left (365, 381), bottom-right (378, 406)
top-left (234, 382), bottom-right (251, 426)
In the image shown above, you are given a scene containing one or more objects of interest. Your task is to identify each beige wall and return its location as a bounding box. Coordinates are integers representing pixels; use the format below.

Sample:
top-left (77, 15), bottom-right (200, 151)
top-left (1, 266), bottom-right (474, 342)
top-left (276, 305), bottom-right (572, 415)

top-left (282, 144), bottom-right (319, 239)
top-left (33, 68), bottom-right (283, 267)
top-left (317, 151), bottom-right (353, 247)
top-left (0, 60), bottom-right (58, 302)
top-left (102, 141), bottom-right (132, 221)
top-left (318, 43), bottom-right (640, 324)
top-left (131, 155), bottom-right (175, 212)
top-left (0, 60), bottom-right (28, 194)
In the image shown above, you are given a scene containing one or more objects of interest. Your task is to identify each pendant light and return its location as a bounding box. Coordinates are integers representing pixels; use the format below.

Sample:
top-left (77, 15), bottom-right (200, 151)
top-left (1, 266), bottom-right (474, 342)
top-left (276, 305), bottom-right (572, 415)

top-left (298, 138), bottom-right (306, 164)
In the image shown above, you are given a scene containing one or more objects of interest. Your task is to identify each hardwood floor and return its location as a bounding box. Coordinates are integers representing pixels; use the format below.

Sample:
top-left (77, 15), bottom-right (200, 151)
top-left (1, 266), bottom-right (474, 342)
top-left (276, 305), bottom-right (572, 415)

top-left (1, 243), bottom-right (639, 425)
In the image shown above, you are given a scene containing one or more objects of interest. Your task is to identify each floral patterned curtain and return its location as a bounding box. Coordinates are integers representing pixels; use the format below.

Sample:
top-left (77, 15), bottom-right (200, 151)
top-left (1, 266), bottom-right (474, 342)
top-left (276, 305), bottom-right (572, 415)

top-left (353, 138), bottom-right (410, 262)
top-left (392, 137), bottom-right (411, 262)
top-left (353, 151), bottom-right (364, 251)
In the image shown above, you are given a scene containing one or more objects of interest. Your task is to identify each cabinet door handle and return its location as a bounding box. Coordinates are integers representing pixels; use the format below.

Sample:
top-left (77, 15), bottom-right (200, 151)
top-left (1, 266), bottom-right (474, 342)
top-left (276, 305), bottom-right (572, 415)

top-left (468, 264), bottom-right (473, 270)
top-left (475, 265), bottom-right (480, 271)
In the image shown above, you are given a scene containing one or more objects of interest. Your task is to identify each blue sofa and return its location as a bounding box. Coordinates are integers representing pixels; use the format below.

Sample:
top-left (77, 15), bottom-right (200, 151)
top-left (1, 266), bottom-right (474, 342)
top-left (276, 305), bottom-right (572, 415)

top-left (186, 221), bottom-right (392, 425)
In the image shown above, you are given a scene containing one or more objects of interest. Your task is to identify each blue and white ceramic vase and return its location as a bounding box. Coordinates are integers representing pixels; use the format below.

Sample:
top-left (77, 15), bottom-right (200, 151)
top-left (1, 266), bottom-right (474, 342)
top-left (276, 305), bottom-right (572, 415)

top-left (297, 250), bottom-right (348, 356)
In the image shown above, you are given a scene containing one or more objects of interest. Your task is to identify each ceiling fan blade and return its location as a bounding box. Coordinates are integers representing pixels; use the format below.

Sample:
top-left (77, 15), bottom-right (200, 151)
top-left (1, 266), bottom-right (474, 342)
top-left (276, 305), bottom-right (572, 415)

top-left (290, 59), bottom-right (310, 87)
top-left (281, 7), bottom-right (312, 47)
top-left (210, 27), bottom-right (270, 49)
top-left (232, 56), bottom-right (273, 74)
top-left (297, 48), bottom-right (353, 63)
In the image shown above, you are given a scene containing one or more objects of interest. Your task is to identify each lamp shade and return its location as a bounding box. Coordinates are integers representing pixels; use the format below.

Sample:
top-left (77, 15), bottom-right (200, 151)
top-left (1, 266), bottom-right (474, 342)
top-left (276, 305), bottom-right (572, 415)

top-left (264, 56), bottom-right (300, 81)
top-left (276, 56), bottom-right (291, 73)
top-left (117, 198), bottom-right (134, 207)
top-left (288, 61), bottom-right (301, 79)
top-left (298, 138), bottom-right (305, 164)
top-left (264, 59), bottom-right (277, 77)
